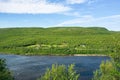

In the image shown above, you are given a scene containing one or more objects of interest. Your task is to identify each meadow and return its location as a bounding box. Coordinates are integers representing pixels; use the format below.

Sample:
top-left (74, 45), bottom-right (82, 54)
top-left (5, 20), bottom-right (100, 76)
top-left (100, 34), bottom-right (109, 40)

top-left (0, 27), bottom-right (120, 55)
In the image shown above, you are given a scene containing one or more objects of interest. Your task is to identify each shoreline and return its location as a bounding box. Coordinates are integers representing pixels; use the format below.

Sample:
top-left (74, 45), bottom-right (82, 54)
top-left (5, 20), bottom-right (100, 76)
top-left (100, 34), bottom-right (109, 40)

top-left (0, 52), bottom-right (108, 56)
top-left (73, 54), bottom-right (107, 56)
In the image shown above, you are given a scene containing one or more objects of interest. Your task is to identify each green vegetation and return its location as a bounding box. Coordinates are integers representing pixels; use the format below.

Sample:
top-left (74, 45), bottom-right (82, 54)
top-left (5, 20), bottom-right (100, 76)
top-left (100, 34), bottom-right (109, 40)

top-left (0, 27), bottom-right (120, 55)
top-left (0, 27), bottom-right (120, 80)
top-left (93, 61), bottom-right (116, 80)
top-left (0, 27), bottom-right (119, 80)
top-left (38, 64), bottom-right (79, 80)
top-left (0, 59), bottom-right (14, 80)
top-left (93, 56), bottom-right (120, 80)
top-left (92, 41), bottom-right (120, 80)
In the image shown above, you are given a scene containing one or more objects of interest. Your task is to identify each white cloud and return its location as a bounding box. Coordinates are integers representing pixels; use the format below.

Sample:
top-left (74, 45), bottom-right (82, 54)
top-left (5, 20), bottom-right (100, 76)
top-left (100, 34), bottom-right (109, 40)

top-left (0, 0), bottom-right (71, 14)
top-left (66, 0), bottom-right (87, 4)
top-left (56, 15), bottom-right (120, 31)
top-left (87, 0), bottom-right (97, 5)
top-left (61, 12), bottom-right (81, 17)
top-left (57, 15), bottom-right (94, 25)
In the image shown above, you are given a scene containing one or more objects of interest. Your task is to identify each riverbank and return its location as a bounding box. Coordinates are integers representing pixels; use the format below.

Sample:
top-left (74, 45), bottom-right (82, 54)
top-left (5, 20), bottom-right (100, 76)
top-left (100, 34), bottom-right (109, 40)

top-left (0, 27), bottom-right (119, 56)
top-left (0, 52), bottom-right (108, 57)
top-left (73, 54), bottom-right (107, 56)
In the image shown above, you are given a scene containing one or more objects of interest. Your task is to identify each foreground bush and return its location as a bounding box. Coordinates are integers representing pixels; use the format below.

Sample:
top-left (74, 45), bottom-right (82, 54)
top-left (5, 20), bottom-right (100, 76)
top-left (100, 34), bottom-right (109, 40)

top-left (38, 64), bottom-right (79, 80)
top-left (0, 59), bottom-right (14, 80)
top-left (93, 55), bottom-right (120, 80)
top-left (92, 61), bottom-right (115, 80)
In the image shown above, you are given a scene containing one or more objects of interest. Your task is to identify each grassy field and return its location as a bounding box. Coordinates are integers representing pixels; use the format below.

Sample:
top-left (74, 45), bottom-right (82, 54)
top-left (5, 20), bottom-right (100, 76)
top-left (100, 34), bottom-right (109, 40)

top-left (0, 27), bottom-right (120, 55)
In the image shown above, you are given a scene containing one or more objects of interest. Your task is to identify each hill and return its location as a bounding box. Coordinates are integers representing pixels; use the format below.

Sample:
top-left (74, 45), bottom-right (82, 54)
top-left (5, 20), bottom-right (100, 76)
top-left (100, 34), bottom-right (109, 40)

top-left (0, 27), bottom-right (119, 55)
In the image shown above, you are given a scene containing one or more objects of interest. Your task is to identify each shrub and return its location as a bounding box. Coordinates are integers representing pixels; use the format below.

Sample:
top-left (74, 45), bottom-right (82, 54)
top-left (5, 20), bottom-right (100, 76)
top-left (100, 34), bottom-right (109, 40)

top-left (38, 64), bottom-right (79, 80)
top-left (0, 59), bottom-right (14, 80)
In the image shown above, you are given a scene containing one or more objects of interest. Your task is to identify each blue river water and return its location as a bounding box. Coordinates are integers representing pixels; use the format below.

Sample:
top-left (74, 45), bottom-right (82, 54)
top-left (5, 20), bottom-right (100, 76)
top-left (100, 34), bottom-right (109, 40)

top-left (0, 54), bottom-right (110, 80)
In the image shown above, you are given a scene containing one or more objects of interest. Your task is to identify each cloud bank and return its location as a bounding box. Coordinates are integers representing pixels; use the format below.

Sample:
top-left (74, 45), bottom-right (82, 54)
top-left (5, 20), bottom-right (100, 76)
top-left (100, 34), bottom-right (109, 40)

top-left (0, 0), bottom-right (71, 14)
top-left (56, 15), bottom-right (120, 31)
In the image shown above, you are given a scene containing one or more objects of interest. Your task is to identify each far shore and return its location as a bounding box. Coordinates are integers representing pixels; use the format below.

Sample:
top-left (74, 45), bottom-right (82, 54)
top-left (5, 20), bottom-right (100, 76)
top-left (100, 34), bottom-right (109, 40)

top-left (73, 54), bottom-right (107, 56)
top-left (0, 52), bottom-right (108, 56)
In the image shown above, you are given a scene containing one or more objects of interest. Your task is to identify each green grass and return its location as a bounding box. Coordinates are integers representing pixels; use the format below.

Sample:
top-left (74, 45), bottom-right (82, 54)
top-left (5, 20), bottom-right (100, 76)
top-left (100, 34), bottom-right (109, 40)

top-left (0, 27), bottom-right (120, 55)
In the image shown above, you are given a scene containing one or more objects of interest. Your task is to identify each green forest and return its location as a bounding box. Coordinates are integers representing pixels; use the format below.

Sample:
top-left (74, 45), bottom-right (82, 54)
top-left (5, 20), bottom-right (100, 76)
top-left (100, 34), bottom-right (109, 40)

top-left (0, 27), bottom-right (120, 55)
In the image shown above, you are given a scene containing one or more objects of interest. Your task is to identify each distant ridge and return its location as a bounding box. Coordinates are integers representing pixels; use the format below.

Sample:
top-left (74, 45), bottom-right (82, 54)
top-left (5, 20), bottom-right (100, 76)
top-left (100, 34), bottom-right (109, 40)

top-left (0, 27), bottom-right (109, 35)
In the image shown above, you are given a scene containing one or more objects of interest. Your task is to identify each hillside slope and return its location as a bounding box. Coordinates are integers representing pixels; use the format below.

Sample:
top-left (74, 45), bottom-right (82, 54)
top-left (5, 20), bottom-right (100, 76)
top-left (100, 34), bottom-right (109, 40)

top-left (0, 27), bottom-right (119, 55)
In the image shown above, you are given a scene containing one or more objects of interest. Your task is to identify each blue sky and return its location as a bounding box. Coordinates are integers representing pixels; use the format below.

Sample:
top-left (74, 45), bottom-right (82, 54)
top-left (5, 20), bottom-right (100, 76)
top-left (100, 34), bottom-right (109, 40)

top-left (0, 0), bottom-right (120, 31)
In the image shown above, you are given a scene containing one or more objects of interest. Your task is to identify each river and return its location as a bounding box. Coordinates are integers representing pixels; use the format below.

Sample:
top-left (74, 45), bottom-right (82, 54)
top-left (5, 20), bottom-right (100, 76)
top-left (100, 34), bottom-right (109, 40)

top-left (0, 54), bottom-right (110, 80)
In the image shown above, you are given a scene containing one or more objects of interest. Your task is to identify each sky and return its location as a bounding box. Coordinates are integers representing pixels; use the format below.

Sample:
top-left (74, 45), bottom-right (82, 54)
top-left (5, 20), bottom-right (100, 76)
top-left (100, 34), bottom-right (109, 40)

top-left (0, 0), bottom-right (120, 31)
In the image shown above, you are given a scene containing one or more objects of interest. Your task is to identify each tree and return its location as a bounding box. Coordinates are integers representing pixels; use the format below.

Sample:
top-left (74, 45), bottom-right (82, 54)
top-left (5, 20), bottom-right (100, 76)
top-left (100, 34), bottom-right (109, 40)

top-left (0, 59), bottom-right (14, 80)
top-left (38, 64), bottom-right (79, 80)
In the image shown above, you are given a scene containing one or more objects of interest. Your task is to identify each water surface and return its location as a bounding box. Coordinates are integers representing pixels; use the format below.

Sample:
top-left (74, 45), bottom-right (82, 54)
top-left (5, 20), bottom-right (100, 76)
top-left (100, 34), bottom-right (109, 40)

top-left (0, 54), bottom-right (110, 80)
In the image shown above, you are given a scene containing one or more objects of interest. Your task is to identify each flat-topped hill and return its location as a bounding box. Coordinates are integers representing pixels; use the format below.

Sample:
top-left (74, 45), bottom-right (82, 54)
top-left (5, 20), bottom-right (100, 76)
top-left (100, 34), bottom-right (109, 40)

top-left (0, 27), bottom-right (119, 55)
top-left (0, 27), bottom-right (109, 36)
